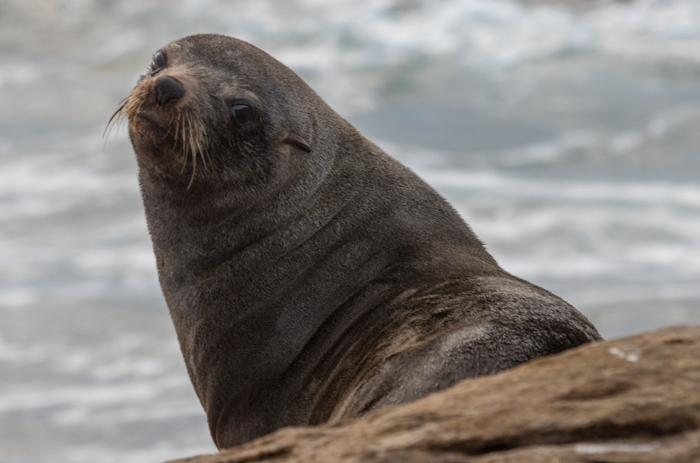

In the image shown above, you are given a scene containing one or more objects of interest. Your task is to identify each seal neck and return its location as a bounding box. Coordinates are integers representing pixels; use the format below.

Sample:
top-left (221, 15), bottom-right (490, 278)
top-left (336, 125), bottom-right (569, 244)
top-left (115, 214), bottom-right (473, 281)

top-left (139, 127), bottom-right (498, 447)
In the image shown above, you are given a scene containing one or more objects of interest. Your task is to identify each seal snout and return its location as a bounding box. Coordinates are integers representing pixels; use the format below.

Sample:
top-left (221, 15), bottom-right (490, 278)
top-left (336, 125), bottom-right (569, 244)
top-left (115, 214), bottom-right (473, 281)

top-left (155, 75), bottom-right (185, 107)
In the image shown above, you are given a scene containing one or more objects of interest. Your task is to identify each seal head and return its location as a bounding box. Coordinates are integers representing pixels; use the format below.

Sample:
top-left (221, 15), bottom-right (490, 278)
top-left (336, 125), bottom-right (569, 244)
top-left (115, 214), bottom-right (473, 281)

top-left (113, 35), bottom-right (319, 193)
top-left (119, 34), bottom-right (602, 449)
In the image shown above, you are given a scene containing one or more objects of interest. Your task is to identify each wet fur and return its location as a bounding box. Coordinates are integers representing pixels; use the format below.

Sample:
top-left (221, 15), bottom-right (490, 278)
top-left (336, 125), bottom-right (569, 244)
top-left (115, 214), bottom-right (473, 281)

top-left (122, 34), bottom-right (602, 449)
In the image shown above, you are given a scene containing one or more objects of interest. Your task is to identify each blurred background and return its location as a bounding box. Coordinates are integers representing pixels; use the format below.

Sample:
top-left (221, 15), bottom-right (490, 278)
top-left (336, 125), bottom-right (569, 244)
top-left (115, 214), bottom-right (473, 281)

top-left (1, 0), bottom-right (700, 461)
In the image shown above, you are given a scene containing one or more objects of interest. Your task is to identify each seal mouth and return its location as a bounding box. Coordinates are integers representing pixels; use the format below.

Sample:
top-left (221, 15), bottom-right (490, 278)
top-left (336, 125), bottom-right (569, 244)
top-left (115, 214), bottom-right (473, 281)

top-left (133, 109), bottom-right (168, 133)
top-left (106, 81), bottom-right (212, 190)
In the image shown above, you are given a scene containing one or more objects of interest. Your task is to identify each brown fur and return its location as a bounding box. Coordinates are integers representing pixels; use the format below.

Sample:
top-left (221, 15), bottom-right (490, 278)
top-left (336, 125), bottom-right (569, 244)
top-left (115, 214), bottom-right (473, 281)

top-left (122, 34), bottom-right (602, 449)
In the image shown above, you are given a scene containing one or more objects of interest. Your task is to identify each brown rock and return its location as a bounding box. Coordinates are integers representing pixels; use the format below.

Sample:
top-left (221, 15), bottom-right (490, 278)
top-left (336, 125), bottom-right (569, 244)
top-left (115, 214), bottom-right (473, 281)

top-left (167, 326), bottom-right (700, 463)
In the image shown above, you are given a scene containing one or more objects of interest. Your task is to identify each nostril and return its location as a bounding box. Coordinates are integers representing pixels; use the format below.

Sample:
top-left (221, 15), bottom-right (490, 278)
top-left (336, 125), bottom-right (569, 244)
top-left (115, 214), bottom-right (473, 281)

top-left (155, 76), bottom-right (185, 107)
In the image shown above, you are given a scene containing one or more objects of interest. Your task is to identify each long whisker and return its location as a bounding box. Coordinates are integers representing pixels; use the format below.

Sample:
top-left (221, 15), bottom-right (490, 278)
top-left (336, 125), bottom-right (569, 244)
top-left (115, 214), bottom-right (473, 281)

top-left (103, 99), bottom-right (127, 138)
top-left (195, 116), bottom-right (208, 171)
top-left (181, 113), bottom-right (190, 173)
top-left (187, 115), bottom-right (197, 190)
top-left (174, 111), bottom-right (181, 150)
top-left (102, 99), bottom-right (129, 149)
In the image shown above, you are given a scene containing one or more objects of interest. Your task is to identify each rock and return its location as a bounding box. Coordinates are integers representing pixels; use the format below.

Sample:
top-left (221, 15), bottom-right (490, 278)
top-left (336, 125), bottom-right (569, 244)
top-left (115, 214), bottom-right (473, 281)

top-left (167, 326), bottom-right (700, 463)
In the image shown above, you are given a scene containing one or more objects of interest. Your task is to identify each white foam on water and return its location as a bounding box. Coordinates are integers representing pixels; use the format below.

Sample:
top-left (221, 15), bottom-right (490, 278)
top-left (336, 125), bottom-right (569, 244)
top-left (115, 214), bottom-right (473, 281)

top-left (567, 282), bottom-right (700, 307)
top-left (420, 169), bottom-right (700, 208)
top-left (10, 0), bottom-right (697, 71)
top-left (214, 0), bottom-right (700, 67)
top-left (0, 377), bottom-right (189, 413)
top-left (5, 0), bottom-right (700, 117)
top-left (97, 0), bottom-right (690, 114)
top-left (0, 154), bottom-right (137, 221)
top-left (591, 0), bottom-right (700, 62)
top-left (474, 202), bottom-right (700, 277)
top-left (498, 103), bottom-right (700, 165)
top-left (51, 399), bottom-right (205, 426)
top-left (0, 331), bottom-right (179, 378)
top-left (72, 247), bottom-right (156, 274)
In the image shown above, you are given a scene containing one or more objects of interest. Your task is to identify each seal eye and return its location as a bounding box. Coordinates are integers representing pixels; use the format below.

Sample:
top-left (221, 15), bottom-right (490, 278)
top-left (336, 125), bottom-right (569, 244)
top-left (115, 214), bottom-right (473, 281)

top-left (151, 51), bottom-right (166, 73)
top-left (230, 104), bottom-right (253, 124)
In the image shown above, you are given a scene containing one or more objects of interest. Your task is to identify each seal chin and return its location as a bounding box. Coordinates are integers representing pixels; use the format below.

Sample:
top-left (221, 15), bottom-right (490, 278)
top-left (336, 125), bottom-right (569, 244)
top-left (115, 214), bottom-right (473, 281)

top-left (127, 107), bottom-right (175, 162)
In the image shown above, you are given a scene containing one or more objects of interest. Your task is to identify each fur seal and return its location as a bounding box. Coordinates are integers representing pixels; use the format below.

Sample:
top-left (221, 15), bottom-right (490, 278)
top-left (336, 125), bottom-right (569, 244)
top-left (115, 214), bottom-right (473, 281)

top-left (115, 34), bottom-right (602, 449)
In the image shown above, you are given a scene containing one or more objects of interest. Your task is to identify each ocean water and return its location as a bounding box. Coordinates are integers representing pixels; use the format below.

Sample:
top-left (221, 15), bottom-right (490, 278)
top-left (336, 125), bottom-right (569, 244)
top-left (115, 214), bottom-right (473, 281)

top-left (1, 0), bottom-right (700, 461)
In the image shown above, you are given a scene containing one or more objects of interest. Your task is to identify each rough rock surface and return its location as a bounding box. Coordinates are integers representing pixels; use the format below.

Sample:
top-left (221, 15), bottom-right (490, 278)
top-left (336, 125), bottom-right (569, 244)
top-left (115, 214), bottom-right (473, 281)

top-left (167, 326), bottom-right (700, 463)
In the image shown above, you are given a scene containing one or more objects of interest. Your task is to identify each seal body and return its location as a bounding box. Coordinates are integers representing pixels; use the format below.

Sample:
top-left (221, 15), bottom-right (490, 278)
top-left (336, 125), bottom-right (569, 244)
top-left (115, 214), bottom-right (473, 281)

top-left (121, 34), bottom-right (602, 449)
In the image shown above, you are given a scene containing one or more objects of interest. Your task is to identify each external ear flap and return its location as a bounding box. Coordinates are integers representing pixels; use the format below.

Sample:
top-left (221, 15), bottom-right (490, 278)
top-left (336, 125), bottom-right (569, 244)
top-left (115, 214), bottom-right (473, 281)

top-left (283, 132), bottom-right (311, 152)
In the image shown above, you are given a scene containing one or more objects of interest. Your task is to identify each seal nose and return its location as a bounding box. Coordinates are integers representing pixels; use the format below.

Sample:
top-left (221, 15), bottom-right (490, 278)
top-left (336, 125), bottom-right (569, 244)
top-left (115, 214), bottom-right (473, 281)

top-left (155, 76), bottom-right (185, 107)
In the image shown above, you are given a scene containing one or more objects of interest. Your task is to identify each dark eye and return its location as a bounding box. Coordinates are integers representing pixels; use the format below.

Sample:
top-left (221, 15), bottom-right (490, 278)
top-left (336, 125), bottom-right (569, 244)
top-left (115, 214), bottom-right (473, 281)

top-left (230, 104), bottom-right (253, 124)
top-left (151, 51), bottom-right (166, 73)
